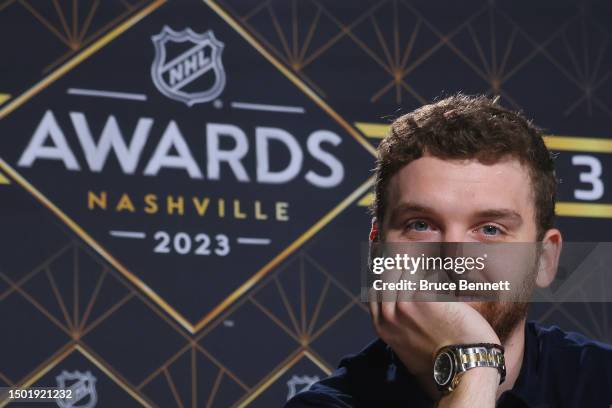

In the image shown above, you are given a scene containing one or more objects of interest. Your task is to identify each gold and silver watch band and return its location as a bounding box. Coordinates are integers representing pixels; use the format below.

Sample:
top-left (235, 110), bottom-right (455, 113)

top-left (434, 343), bottom-right (506, 394)
top-left (455, 344), bottom-right (505, 381)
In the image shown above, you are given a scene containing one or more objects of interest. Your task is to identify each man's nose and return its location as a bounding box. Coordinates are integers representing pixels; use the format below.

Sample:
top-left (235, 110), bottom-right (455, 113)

top-left (441, 226), bottom-right (466, 243)
top-left (439, 227), bottom-right (468, 279)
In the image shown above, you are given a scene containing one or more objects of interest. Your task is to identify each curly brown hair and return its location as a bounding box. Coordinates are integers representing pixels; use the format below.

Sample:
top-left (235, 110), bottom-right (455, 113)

top-left (371, 94), bottom-right (557, 240)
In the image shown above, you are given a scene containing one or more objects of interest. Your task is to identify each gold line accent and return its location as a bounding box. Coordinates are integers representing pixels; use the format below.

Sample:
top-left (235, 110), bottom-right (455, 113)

top-left (0, 0), bottom-right (17, 12)
top-left (191, 346), bottom-right (197, 408)
top-left (555, 202), bottom-right (612, 218)
top-left (357, 192), bottom-right (374, 207)
top-left (303, 253), bottom-right (368, 313)
top-left (0, 271), bottom-right (72, 336)
top-left (0, 371), bottom-right (12, 387)
top-left (0, 0), bottom-right (165, 120)
top-left (267, 4), bottom-right (292, 63)
top-left (137, 343), bottom-right (192, 390)
top-left (357, 187), bottom-right (612, 219)
top-left (299, 256), bottom-right (306, 336)
top-left (249, 297), bottom-right (301, 343)
top-left (310, 297), bottom-right (359, 342)
top-left (0, 93), bottom-right (10, 105)
top-left (71, 0), bottom-right (78, 40)
top-left (81, 292), bottom-right (135, 336)
top-left (193, 272), bottom-right (262, 340)
top-left (0, 157), bottom-right (194, 331)
top-left (354, 122), bottom-right (612, 154)
top-left (544, 135), bottom-right (612, 153)
top-left (194, 176), bottom-right (375, 332)
top-left (77, 0), bottom-right (99, 43)
top-left (45, 0), bottom-right (145, 73)
top-left (274, 276), bottom-right (302, 336)
top-left (370, 15), bottom-right (394, 72)
top-left (51, 0), bottom-right (72, 44)
top-left (193, 343), bottom-right (249, 391)
top-left (19, 0), bottom-right (72, 47)
top-left (73, 245), bottom-right (79, 330)
top-left (76, 344), bottom-right (154, 407)
top-left (164, 368), bottom-right (185, 408)
top-left (0, 344), bottom-right (74, 408)
top-left (0, 156), bottom-right (374, 333)
top-left (1, 0), bottom-right (376, 335)
top-left (78, 268), bottom-right (107, 331)
top-left (291, 0), bottom-right (298, 61)
top-left (242, 1), bottom-right (267, 21)
top-left (0, 170), bottom-right (10, 184)
top-left (0, 243), bottom-right (72, 301)
top-left (205, 0), bottom-right (376, 157)
top-left (354, 121), bottom-right (389, 138)
top-left (303, 348), bottom-right (333, 374)
top-left (234, 350), bottom-right (331, 408)
top-left (0, 344), bottom-right (152, 407)
top-left (298, 5), bottom-right (321, 62)
top-left (45, 267), bottom-right (75, 331)
top-left (206, 370), bottom-right (223, 408)
top-left (306, 277), bottom-right (331, 337)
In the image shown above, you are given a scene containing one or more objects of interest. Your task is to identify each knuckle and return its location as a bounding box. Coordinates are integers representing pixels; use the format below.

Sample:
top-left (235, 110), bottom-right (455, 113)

top-left (381, 302), bottom-right (396, 323)
top-left (397, 301), bottom-right (414, 316)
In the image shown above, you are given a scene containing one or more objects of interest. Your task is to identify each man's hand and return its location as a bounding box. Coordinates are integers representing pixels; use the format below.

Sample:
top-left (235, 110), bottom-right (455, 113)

top-left (368, 298), bottom-right (500, 401)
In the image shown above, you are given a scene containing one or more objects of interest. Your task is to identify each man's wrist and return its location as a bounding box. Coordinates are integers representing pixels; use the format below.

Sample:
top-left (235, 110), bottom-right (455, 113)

top-left (438, 368), bottom-right (499, 407)
top-left (459, 367), bottom-right (501, 387)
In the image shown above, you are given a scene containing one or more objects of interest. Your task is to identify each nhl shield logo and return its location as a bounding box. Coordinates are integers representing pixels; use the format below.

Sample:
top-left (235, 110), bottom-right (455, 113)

top-left (55, 370), bottom-right (97, 408)
top-left (151, 26), bottom-right (226, 106)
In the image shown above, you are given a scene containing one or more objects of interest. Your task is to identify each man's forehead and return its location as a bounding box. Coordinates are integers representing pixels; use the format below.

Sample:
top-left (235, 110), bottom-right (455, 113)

top-left (400, 154), bottom-right (525, 176)
top-left (387, 155), bottom-right (533, 211)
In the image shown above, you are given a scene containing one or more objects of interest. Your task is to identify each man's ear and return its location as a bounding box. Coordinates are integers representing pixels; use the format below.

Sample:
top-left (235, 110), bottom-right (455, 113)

top-left (368, 218), bottom-right (381, 276)
top-left (536, 228), bottom-right (563, 288)
top-left (369, 218), bottom-right (379, 242)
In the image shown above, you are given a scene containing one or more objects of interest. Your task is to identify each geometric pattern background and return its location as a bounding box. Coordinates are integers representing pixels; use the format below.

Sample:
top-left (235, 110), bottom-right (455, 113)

top-left (1, 0), bottom-right (611, 406)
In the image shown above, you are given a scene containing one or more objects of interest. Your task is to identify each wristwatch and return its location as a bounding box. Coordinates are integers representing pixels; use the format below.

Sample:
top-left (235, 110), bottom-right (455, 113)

top-left (433, 343), bottom-right (506, 394)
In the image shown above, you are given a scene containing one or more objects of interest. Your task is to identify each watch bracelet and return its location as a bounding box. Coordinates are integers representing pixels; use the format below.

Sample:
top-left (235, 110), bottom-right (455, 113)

top-left (437, 343), bottom-right (506, 385)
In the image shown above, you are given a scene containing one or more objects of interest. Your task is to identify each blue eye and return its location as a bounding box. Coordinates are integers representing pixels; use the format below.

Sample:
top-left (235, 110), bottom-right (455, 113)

top-left (408, 220), bottom-right (429, 231)
top-left (481, 225), bottom-right (499, 235)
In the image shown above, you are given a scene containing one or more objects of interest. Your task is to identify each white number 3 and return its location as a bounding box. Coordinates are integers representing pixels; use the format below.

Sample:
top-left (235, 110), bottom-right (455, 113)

top-left (572, 155), bottom-right (604, 201)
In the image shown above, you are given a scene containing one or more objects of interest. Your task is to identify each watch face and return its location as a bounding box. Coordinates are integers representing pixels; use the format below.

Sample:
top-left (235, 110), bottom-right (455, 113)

top-left (434, 351), bottom-right (454, 386)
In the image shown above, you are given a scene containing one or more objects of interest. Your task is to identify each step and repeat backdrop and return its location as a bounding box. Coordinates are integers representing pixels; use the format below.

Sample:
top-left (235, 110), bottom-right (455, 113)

top-left (0, 0), bottom-right (611, 406)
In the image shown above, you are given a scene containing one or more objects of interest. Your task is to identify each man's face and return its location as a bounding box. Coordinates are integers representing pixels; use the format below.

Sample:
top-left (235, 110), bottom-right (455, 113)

top-left (381, 154), bottom-right (538, 341)
top-left (382, 154), bottom-right (538, 242)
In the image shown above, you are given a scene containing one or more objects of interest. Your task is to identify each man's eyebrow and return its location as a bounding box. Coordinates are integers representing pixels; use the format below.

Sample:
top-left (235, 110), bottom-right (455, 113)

top-left (473, 209), bottom-right (523, 224)
top-left (388, 202), bottom-right (438, 218)
top-left (388, 204), bottom-right (523, 223)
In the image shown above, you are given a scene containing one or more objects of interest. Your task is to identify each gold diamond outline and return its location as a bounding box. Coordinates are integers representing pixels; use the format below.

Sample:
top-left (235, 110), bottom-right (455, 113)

top-left (233, 348), bottom-right (332, 408)
top-left (0, 343), bottom-right (153, 408)
top-left (0, 158), bottom-right (374, 334)
top-left (0, 0), bottom-right (166, 120)
top-left (0, 0), bottom-right (377, 334)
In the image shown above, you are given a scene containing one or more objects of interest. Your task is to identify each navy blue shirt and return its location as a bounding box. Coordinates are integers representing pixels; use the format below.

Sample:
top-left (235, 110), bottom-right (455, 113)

top-left (286, 322), bottom-right (612, 407)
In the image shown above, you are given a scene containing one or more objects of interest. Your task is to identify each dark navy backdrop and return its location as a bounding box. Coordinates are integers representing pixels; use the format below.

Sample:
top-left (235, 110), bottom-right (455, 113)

top-left (0, 0), bottom-right (610, 406)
